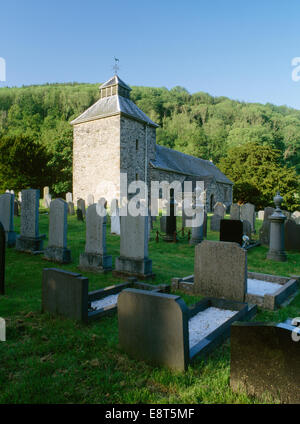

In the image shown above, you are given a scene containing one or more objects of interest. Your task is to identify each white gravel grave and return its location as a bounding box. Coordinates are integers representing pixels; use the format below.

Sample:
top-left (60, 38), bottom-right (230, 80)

top-left (247, 278), bottom-right (282, 296)
top-left (188, 307), bottom-right (236, 349)
top-left (91, 294), bottom-right (119, 310)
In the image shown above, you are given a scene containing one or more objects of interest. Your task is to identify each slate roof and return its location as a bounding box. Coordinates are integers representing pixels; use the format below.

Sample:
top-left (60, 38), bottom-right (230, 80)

top-left (100, 75), bottom-right (131, 91)
top-left (151, 144), bottom-right (233, 185)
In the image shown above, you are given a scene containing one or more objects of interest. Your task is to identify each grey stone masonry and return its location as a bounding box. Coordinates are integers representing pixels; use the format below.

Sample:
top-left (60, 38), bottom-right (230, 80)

top-left (114, 212), bottom-right (153, 279)
top-left (16, 189), bottom-right (45, 253)
top-left (44, 199), bottom-right (71, 263)
top-left (194, 240), bottom-right (247, 302)
top-left (42, 268), bottom-right (88, 322)
top-left (79, 200), bottom-right (112, 272)
top-left (0, 193), bottom-right (16, 247)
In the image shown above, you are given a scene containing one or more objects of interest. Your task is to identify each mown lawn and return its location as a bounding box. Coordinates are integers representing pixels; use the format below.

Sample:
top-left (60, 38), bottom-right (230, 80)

top-left (0, 212), bottom-right (299, 404)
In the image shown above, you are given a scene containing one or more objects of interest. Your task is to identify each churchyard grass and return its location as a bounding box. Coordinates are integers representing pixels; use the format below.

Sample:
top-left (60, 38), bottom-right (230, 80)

top-left (0, 213), bottom-right (299, 404)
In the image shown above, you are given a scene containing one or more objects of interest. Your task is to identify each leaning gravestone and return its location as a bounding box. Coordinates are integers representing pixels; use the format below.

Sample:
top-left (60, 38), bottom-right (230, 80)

top-left (240, 203), bottom-right (255, 233)
top-left (230, 321), bottom-right (300, 404)
top-left (44, 199), bottom-right (71, 263)
top-left (77, 198), bottom-right (86, 218)
top-left (110, 199), bottom-right (120, 235)
top-left (16, 189), bottom-right (45, 253)
top-left (220, 219), bottom-right (243, 246)
top-left (194, 240), bottom-right (247, 302)
top-left (0, 193), bottom-right (16, 247)
top-left (230, 204), bottom-right (240, 220)
top-left (114, 212), bottom-right (153, 279)
top-left (79, 199), bottom-right (112, 272)
top-left (0, 222), bottom-right (5, 295)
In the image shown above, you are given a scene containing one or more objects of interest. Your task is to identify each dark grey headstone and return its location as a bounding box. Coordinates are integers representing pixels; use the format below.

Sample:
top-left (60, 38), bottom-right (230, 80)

top-left (230, 321), bottom-right (300, 404)
top-left (220, 219), bottom-right (243, 246)
top-left (285, 219), bottom-right (300, 251)
top-left (118, 289), bottom-right (189, 371)
top-left (42, 268), bottom-right (89, 322)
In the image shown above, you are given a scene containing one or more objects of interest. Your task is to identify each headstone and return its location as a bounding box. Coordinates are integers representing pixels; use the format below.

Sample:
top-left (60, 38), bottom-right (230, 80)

top-left (258, 210), bottom-right (264, 220)
top-left (42, 268), bottom-right (88, 322)
top-left (220, 219), bottom-right (243, 246)
top-left (0, 193), bottom-right (16, 247)
top-left (76, 207), bottom-right (84, 221)
top-left (110, 199), bottom-right (120, 235)
top-left (44, 193), bottom-right (52, 208)
top-left (284, 219), bottom-right (300, 251)
top-left (160, 215), bottom-right (167, 233)
top-left (0, 222), bottom-right (5, 295)
top-left (68, 201), bottom-right (75, 215)
top-left (16, 189), bottom-right (45, 253)
top-left (267, 192), bottom-right (287, 262)
top-left (242, 220), bottom-right (251, 238)
top-left (118, 289), bottom-right (189, 371)
top-left (194, 240), bottom-right (247, 302)
top-left (230, 321), bottom-right (300, 404)
top-left (210, 214), bottom-right (222, 231)
top-left (214, 202), bottom-right (226, 219)
top-left (259, 207), bottom-right (275, 246)
top-left (44, 199), bottom-right (71, 263)
top-left (66, 192), bottom-right (73, 203)
top-left (114, 211), bottom-right (153, 279)
top-left (87, 194), bottom-right (94, 206)
top-left (77, 198), bottom-right (86, 217)
top-left (189, 200), bottom-right (205, 245)
top-left (43, 186), bottom-right (49, 198)
top-left (163, 190), bottom-right (177, 242)
top-left (14, 200), bottom-right (19, 216)
top-left (230, 203), bottom-right (240, 220)
top-left (18, 192), bottom-right (22, 203)
top-left (240, 203), bottom-right (255, 233)
top-left (79, 199), bottom-right (112, 272)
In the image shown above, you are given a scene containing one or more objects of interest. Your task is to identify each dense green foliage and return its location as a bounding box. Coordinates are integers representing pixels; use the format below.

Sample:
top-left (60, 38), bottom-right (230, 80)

top-left (0, 82), bottom-right (299, 204)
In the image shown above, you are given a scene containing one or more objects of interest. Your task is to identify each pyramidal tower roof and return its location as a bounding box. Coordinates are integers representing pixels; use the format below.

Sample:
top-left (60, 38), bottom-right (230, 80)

top-left (70, 75), bottom-right (158, 127)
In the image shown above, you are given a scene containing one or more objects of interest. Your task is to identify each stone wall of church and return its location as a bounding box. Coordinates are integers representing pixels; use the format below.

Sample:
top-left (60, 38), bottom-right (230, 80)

top-left (72, 115), bottom-right (121, 205)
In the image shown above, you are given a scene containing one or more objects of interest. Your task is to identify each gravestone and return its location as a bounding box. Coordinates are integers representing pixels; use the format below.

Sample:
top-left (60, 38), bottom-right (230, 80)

top-left (214, 202), bottom-right (226, 219)
top-left (230, 204), bottom-right (240, 220)
top-left (43, 186), bottom-right (49, 198)
top-left (77, 198), bottom-right (86, 218)
top-left (230, 321), bottom-right (300, 404)
top-left (44, 194), bottom-right (52, 208)
top-left (16, 189), bottom-right (45, 253)
top-left (259, 207), bottom-right (275, 246)
top-left (87, 194), bottom-right (94, 206)
top-left (258, 210), bottom-right (264, 220)
top-left (42, 268), bottom-right (88, 322)
top-left (210, 214), bottom-right (222, 231)
top-left (189, 201), bottom-right (205, 245)
top-left (18, 192), bottom-right (22, 203)
top-left (118, 289), bottom-right (189, 371)
top-left (220, 219), bottom-right (243, 246)
top-left (79, 199), bottom-right (112, 272)
top-left (240, 203), bottom-right (255, 233)
top-left (284, 219), bottom-right (300, 251)
top-left (114, 211), bottom-right (153, 279)
top-left (0, 222), bottom-right (5, 295)
top-left (14, 200), bottom-right (19, 216)
top-left (66, 192), bottom-right (72, 203)
top-left (0, 193), bottom-right (16, 247)
top-left (110, 199), bottom-right (120, 235)
top-left (163, 191), bottom-right (177, 242)
top-left (160, 215), bottom-right (167, 233)
top-left (44, 199), bottom-right (71, 263)
top-left (68, 201), bottom-right (75, 215)
top-left (194, 240), bottom-right (247, 302)
top-left (267, 193), bottom-right (287, 262)
top-left (242, 220), bottom-right (252, 238)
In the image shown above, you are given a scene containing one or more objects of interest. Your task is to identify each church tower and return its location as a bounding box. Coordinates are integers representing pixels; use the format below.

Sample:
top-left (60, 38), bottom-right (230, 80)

top-left (71, 75), bottom-right (158, 205)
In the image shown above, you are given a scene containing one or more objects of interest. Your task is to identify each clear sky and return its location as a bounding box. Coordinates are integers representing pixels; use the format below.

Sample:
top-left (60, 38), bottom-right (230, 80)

top-left (1, 0), bottom-right (300, 108)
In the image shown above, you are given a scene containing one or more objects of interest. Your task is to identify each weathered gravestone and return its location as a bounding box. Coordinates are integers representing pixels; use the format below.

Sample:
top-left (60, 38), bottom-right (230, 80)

top-left (220, 219), bottom-right (243, 246)
top-left (230, 321), bottom-right (300, 404)
top-left (240, 203), bottom-right (255, 233)
top-left (118, 289), bottom-right (189, 371)
top-left (110, 199), bottom-right (120, 235)
top-left (44, 199), bottom-right (71, 263)
top-left (292, 211), bottom-right (300, 221)
top-left (160, 215), bottom-right (167, 233)
top-left (258, 210), bottom-right (264, 220)
top-left (68, 201), bottom-right (75, 215)
top-left (66, 192), bottom-right (72, 203)
top-left (189, 202), bottom-right (205, 245)
top-left (285, 219), bottom-right (300, 251)
top-left (0, 222), bottom-right (5, 295)
top-left (44, 194), bottom-right (52, 208)
top-left (16, 189), bottom-right (45, 253)
top-left (114, 212), bottom-right (153, 279)
top-left (77, 198), bottom-right (86, 218)
top-left (163, 191), bottom-right (177, 242)
top-left (0, 193), bottom-right (16, 247)
top-left (260, 206), bottom-right (291, 246)
top-left (210, 202), bottom-right (226, 231)
top-left (79, 199), bottom-right (112, 272)
top-left (230, 203), bottom-right (240, 221)
top-left (194, 240), bottom-right (247, 302)
top-left (214, 202), bottom-right (226, 219)
top-left (42, 268), bottom-right (88, 322)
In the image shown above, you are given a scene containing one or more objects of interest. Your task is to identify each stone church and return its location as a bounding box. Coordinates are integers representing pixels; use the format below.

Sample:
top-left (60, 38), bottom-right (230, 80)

top-left (71, 75), bottom-right (233, 212)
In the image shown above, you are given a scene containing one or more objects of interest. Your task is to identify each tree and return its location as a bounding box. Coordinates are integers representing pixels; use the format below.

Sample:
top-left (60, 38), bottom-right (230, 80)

top-left (218, 142), bottom-right (300, 210)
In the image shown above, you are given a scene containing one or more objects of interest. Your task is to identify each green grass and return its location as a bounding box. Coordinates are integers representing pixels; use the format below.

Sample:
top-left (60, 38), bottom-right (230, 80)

top-left (0, 213), bottom-right (299, 404)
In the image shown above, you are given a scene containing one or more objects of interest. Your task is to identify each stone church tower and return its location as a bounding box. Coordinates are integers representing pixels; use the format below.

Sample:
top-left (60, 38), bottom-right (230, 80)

top-left (71, 75), bottom-right (158, 205)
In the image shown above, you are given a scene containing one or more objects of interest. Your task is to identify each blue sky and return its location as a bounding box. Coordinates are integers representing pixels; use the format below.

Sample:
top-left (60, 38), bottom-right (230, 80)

top-left (1, 0), bottom-right (300, 108)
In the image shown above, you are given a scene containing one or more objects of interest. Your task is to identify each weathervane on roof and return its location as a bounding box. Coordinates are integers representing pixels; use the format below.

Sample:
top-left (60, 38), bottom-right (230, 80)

top-left (113, 57), bottom-right (119, 75)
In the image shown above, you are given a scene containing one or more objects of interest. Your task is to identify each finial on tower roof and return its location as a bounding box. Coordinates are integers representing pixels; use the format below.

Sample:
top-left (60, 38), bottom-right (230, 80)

top-left (113, 57), bottom-right (119, 75)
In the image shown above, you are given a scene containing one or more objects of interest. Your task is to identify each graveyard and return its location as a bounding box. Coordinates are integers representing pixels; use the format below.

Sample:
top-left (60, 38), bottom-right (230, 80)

top-left (0, 203), bottom-right (299, 404)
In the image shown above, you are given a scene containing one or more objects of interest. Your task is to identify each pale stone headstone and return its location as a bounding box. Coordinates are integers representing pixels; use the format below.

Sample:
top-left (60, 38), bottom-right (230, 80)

top-left (43, 186), bottom-right (49, 198)
top-left (114, 211), bottom-right (152, 279)
top-left (240, 203), bottom-right (255, 233)
top-left (16, 189), bottom-right (44, 253)
top-left (258, 210), bottom-right (264, 220)
top-left (0, 193), bottom-right (16, 247)
top-left (18, 192), bottom-right (22, 203)
top-left (79, 200), bottom-right (112, 272)
top-left (230, 203), bottom-right (240, 220)
top-left (194, 240), bottom-right (247, 302)
top-left (44, 199), bottom-right (71, 263)
top-left (44, 193), bottom-right (52, 209)
top-left (87, 194), bottom-right (94, 206)
top-left (66, 192), bottom-right (73, 203)
top-left (110, 199), bottom-right (120, 235)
